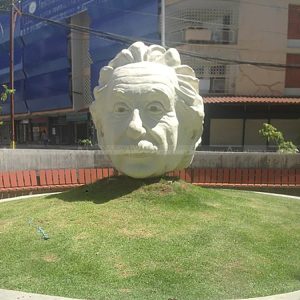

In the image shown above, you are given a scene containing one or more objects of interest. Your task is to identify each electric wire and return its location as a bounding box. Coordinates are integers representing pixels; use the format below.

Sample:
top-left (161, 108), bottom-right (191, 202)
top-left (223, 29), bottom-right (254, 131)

top-left (100, 5), bottom-right (288, 37)
top-left (11, 4), bottom-right (295, 52)
top-left (0, 8), bottom-right (299, 69)
top-left (167, 0), bottom-right (288, 10)
top-left (21, 11), bottom-right (300, 69)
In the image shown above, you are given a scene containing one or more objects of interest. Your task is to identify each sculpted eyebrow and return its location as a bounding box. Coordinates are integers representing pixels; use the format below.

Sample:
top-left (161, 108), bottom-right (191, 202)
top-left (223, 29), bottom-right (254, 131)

top-left (112, 88), bottom-right (126, 95)
top-left (111, 89), bottom-right (128, 100)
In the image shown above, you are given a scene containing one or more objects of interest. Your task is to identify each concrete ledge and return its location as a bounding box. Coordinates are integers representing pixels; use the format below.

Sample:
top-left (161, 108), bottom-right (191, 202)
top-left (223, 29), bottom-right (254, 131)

top-left (0, 149), bottom-right (299, 171)
top-left (0, 149), bottom-right (112, 171)
top-left (192, 152), bottom-right (300, 169)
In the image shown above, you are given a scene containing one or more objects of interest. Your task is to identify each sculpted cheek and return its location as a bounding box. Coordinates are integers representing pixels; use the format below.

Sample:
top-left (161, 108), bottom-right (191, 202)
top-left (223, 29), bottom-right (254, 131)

top-left (151, 116), bottom-right (178, 150)
top-left (160, 115), bottom-right (179, 135)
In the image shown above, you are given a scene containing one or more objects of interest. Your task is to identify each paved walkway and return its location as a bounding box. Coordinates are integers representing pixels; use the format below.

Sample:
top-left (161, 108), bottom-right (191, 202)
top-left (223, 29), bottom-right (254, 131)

top-left (0, 288), bottom-right (299, 300)
top-left (0, 289), bottom-right (81, 300)
top-left (240, 290), bottom-right (300, 300)
top-left (253, 191), bottom-right (300, 200)
top-left (0, 193), bottom-right (62, 204)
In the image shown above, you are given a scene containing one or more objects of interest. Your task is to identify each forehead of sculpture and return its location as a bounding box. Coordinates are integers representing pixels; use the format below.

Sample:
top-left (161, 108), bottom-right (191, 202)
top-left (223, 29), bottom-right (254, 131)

top-left (109, 62), bottom-right (179, 87)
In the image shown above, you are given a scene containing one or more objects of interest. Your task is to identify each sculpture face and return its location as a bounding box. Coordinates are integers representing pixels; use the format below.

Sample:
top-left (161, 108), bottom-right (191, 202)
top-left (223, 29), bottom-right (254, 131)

top-left (90, 42), bottom-right (204, 178)
top-left (100, 63), bottom-right (179, 178)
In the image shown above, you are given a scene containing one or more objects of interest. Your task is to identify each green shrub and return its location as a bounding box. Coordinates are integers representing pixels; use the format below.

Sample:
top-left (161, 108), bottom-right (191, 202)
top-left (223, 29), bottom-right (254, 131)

top-left (259, 123), bottom-right (298, 154)
top-left (0, 84), bottom-right (14, 125)
top-left (78, 138), bottom-right (92, 146)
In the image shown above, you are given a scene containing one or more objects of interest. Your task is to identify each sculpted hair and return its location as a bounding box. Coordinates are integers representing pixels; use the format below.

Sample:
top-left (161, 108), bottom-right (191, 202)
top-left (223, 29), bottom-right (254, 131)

top-left (94, 42), bottom-right (203, 113)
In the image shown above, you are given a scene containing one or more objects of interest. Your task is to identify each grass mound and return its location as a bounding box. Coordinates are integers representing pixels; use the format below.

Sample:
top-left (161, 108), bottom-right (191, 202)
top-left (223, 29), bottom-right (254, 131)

top-left (0, 177), bottom-right (299, 300)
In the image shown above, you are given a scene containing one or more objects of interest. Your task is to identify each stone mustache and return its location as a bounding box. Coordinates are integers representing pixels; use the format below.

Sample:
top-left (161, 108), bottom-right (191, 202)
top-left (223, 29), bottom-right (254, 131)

top-left (90, 42), bottom-right (204, 178)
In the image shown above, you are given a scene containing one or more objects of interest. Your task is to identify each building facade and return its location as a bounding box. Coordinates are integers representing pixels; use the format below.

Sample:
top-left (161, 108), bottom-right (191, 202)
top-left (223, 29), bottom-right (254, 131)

top-left (1, 0), bottom-right (299, 151)
top-left (0, 0), bottom-right (159, 147)
top-left (166, 0), bottom-right (300, 151)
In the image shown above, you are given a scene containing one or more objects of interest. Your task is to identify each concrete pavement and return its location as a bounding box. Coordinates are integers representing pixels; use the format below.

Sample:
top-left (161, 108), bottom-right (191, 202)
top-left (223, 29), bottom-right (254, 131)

top-left (0, 288), bottom-right (299, 300)
top-left (240, 290), bottom-right (300, 300)
top-left (0, 289), bottom-right (82, 300)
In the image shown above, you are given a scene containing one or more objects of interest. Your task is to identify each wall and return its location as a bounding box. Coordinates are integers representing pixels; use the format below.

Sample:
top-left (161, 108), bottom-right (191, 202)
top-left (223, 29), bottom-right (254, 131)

top-left (270, 119), bottom-right (300, 144)
top-left (210, 119), bottom-right (243, 146)
top-left (192, 151), bottom-right (300, 169)
top-left (244, 119), bottom-right (268, 150)
top-left (0, 150), bottom-right (112, 171)
top-left (286, 2), bottom-right (300, 95)
top-left (0, 150), bottom-right (299, 171)
top-left (234, 0), bottom-right (288, 96)
top-left (166, 0), bottom-right (300, 96)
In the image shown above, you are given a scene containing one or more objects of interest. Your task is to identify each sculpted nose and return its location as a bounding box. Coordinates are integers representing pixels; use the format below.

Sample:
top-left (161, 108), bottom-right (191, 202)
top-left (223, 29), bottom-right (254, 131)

top-left (126, 109), bottom-right (146, 139)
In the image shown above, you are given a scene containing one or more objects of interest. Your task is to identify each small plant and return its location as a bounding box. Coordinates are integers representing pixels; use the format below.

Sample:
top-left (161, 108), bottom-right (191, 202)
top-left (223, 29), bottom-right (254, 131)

top-left (259, 123), bottom-right (299, 154)
top-left (28, 219), bottom-right (49, 240)
top-left (78, 138), bottom-right (92, 147)
top-left (1, 84), bottom-right (15, 101)
top-left (0, 84), bottom-right (14, 125)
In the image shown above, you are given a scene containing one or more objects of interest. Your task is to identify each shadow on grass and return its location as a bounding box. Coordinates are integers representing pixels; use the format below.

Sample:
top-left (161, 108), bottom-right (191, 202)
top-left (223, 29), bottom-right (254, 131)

top-left (49, 176), bottom-right (173, 205)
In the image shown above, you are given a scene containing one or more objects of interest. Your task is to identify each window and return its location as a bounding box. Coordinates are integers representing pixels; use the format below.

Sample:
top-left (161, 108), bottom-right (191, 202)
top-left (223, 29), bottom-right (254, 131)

top-left (285, 54), bottom-right (300, 88)
top-left (210, 78), bottom-right (225, 93)
top-left (210, 119), bottom-right (243, 146)
top-left (182, 56), bottom-right (230, 94)
top-left (288, 5), bottom-right (300, 40)
top-left (166, 7), bottom-right (238, 45)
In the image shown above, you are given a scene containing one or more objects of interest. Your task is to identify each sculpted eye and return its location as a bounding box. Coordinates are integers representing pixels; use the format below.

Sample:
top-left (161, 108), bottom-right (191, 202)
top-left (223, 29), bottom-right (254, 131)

top-left (114, 103), bottom-right (130, 114)
top-left (147, 102), bottom-right (164, 114)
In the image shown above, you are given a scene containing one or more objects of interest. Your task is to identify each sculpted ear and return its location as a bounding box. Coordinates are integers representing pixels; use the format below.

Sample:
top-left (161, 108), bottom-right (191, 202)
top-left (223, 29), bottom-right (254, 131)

top-left (90, 87), bottom-right (105, 138)
top-left (175, 90), bottom-right (205, 169)
top-left (176, 101), bottom-right (204, 144)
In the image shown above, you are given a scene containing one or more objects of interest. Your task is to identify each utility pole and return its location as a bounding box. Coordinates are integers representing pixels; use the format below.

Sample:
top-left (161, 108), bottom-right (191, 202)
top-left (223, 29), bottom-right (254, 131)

top-left (9, 0), bottom-right (16, 149)
top-left (161, 0), bottom-right (165, 47)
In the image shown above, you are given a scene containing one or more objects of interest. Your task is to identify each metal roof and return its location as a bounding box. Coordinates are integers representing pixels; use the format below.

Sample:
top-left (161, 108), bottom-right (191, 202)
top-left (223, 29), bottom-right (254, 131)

top-left (203, 96), bottom-right (300, 104)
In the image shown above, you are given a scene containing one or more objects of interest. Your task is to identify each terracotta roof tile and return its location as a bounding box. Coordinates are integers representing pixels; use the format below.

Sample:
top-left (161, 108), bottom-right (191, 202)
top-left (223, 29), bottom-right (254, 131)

top-left (203, 96), bottom-right (300, 104)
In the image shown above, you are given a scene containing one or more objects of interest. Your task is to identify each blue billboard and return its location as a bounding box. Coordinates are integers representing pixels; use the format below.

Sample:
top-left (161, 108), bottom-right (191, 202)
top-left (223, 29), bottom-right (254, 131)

top-left (0, 0), bottom-right (159, 114)
top-left (21, 0), bottom-right (94, 35)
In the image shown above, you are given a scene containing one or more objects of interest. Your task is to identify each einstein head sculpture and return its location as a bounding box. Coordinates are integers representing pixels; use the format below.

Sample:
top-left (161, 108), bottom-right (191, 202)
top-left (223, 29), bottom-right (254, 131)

top-left (90, 42), bottom-right (204, 178)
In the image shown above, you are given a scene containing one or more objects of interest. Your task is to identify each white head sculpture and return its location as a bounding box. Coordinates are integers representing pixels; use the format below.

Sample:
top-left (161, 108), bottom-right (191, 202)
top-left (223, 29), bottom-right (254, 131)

top-left (90, 42), bottom-right (204, 178)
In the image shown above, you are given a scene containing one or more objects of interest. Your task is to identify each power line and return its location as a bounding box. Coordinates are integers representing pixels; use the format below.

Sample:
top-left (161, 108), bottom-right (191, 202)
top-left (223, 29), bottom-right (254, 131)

top-left (94, 5), bottom-right (288, 37)
top-left (167, 0), bottom-right (288, 11)
top-left (0, 9), bottom-right (299, 69)
top-left (179, 48), bottom-right (300, 69)
top-left (21, 11), bottom-right (300, 69)
top-left (0, 5), bottom-right (290, 40)
top-left (2, 3), bottom-right (288, 37)
top-left (21, 12), bottom-right (139, 45)
top-left (222, 0), bottom-right (287, 10)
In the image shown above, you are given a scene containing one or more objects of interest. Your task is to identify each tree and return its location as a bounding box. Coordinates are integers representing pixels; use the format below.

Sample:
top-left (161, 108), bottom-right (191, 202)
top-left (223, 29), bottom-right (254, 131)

top-left (1, 84), bottom-right (14, 101)
top-left (0, 0), bottom-right (20, 10)
top-left (0, 0), bottom-right (11, 9)
top-left (0, 84), bottom-right (14, 125)
top-left (259, 123), bottom-right (299, 154)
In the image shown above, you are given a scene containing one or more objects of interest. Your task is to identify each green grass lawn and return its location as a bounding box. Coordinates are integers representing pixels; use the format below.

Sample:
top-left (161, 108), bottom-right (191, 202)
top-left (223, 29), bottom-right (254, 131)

top-left (0, 177), bottom-right (299, 300)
